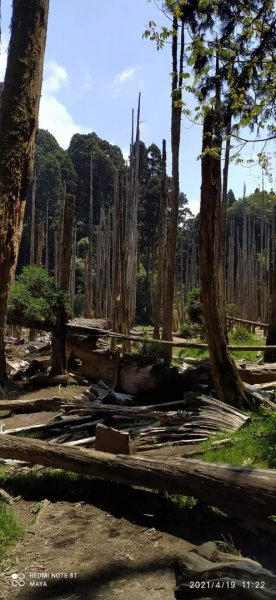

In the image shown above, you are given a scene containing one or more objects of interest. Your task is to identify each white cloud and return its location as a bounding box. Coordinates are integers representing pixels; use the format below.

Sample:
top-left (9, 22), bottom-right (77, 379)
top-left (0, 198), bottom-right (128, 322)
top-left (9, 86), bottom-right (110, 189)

top-left (39, 95), bottom-right (90, 149)
top-left (110, 66), bottom-right (137, 96)
top-left (122, 146), bottom-right (130, 162)
top-left (40, 61), bottom-right (91, 148)
top-left (43, 60), bottom-right (68, 94)
top-left (187, 198), bottom-right (200, 216)
top-left (0, 50), bottom-right (90, 149)
top-left (119, 68), bottom-right (135, 82)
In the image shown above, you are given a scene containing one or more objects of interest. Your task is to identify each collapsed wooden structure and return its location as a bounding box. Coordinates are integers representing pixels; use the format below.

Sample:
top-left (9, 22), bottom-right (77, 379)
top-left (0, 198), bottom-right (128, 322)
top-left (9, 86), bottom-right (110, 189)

top-left (0, 386), bottom-right (250, 451)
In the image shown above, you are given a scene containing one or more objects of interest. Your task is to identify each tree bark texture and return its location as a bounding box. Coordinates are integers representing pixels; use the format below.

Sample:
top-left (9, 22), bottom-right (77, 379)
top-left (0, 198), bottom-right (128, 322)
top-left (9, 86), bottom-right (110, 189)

top-left (0, 0), bottom-right (49, 383)
top-left (51, 194), bottom-right (75, 375)
top-left (0, 434), bottom-right (275, 528)
top-left (153, 139), bottom-right (167, 339)
top-left (264, 205), bottom-right (276, 362)
top-left (162, 19), bottom-right (184, 360)
top-left (199, 113), bottom-right (250, 409)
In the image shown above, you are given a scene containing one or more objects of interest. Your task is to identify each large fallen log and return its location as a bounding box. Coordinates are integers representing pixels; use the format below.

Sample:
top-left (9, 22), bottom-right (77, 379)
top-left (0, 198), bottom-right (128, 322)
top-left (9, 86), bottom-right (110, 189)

top-left (0, 434), bottom-right (275, 531)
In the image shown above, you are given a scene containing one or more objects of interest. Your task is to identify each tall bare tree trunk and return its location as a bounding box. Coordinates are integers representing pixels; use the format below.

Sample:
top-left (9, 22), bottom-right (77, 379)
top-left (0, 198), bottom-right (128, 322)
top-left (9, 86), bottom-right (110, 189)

top-left (35, 221), bottom-right (44, 266)
top-left (219, 116), bottom-right (231, 339)
top-left (51, 194), bottom-right (75, 375)
top-left (45, 198), bottom-right (49, 270)
top-left (199, 112), bottom-right (250, 409)
top-left (30, 172), bottom-right (36, 266)
top-left (161, 18), bottom-right (184, 361)
top-left (0, 0), bottom-right (49, 383)
top-left (84, 150), bottom-right (94, 317)
top-left (153, 139), bottom-right (167, 339)
top-left (264, 206), bottom-right (276, 362)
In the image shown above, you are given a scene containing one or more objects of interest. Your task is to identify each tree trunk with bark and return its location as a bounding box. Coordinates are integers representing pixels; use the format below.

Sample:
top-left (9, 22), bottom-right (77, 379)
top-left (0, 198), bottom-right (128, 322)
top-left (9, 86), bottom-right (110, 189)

top-left (264, 206), bottom-right (276, 362)
top-left (84, 150), bottom-right (94, 317)
top-left (199, 112), bottom-right (250, 409)
top-left (50, 194), bottom-right (75, 375)
top-left (162, 18), bottom-right (184, 361)
top-left (0, 0), bottom-right (49, 383)
top-left (153, 139), bottom-right (167, 339)
top-left (30, 172), bottom-right (36, 266)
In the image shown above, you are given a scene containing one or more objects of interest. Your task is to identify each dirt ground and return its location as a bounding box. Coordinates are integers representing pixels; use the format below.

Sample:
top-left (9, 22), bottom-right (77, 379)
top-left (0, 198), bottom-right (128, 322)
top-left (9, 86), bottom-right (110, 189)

top-left (0, 495), bottom-right (195, 600)
top-left (0, 385), bottom-right (275, 599)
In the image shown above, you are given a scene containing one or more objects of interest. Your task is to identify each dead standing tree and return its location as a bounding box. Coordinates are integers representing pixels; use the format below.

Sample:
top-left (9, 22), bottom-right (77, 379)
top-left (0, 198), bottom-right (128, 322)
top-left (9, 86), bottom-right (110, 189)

top-left (264, 205), bottom-right (276, 363)
top-left (84, 149), bottom-right (94, 317)
top-left (112, 96), bottom-right (141, 350)
top-left (50, 194), bottom-right (75, 375)
top-left (153, 139), bottom-right (168, 339)
top-left (161, 17), bottom-right (184, 361)
top-left (0, 0), bottom-right (50, 383)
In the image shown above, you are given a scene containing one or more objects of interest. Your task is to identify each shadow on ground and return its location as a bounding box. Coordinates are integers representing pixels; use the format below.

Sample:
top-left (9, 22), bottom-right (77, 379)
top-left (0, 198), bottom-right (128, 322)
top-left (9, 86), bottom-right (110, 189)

top-left (2, 469), bottom-right (275, 573)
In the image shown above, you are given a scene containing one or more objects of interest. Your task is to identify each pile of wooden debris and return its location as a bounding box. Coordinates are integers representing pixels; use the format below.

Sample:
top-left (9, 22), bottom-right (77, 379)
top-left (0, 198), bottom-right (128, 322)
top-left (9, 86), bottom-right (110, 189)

top-left (0, 380), bottom-right (251, 454)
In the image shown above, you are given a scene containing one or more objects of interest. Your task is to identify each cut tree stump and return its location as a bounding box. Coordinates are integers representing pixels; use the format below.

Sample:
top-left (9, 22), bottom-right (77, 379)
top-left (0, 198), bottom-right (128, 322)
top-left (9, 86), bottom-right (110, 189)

top-left (0, 434), bottom-right (275, 531)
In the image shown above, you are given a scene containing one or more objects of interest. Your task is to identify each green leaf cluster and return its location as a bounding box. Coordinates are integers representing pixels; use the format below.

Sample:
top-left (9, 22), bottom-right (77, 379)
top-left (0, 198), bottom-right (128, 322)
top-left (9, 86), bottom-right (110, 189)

top-left (9, 266), bottom-right (62, 324)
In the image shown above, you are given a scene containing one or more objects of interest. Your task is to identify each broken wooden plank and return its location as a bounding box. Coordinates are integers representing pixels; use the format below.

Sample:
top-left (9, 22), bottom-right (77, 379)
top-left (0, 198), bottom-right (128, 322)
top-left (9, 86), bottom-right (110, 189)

top-left (95, 423), bottom-right (134, 455)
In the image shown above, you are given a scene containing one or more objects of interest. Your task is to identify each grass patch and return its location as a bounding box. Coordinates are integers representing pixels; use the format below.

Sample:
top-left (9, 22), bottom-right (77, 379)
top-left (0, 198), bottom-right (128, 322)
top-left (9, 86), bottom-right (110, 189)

top-left (178, 347), bottom-right (209, 360)
top-left (198, 409), bottom-right (276, 468)
top-left (228, 331), bottom-right (265, 362)
top-left (0, 501), bottom-right (24, 560)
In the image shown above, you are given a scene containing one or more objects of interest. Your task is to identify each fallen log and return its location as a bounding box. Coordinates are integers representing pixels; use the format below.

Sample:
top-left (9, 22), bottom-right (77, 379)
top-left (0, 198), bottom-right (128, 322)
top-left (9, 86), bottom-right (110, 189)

top-left (0, 434), bottom-right (275, 530)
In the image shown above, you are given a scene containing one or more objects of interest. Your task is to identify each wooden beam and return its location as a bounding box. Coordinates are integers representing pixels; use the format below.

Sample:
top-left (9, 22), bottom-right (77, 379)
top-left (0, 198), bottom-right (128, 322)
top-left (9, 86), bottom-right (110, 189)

top-left (227, 315), bottom-right (268, 328)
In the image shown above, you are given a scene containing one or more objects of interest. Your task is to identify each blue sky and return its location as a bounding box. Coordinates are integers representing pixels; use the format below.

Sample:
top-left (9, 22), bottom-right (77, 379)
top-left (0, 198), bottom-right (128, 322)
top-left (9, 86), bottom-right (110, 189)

top-left (0, 0), bottom-right (274, 214)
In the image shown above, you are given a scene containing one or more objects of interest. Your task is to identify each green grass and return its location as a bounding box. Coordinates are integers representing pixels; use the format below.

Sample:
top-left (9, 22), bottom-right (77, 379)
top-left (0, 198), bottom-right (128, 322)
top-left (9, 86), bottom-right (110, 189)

top-left (228, 331), bottom-right (265, 362)
top-left (198, 409), bottom-right (276, 468)
top-left (177, 331), bottom-right (265, 362)
top-left (0, 501), bottom-right (24, 560)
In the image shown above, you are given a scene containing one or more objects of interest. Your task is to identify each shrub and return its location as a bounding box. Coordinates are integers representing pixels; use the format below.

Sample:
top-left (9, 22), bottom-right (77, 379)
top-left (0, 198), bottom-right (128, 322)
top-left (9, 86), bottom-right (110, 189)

top-left (232, 325), bottom-right (252, 343)
top-left (9, 266), bottom-right (64, 324)
top-left (186, 288), bottom-right (202, 325)
top-left (179, 323), bottom-right (194, 338)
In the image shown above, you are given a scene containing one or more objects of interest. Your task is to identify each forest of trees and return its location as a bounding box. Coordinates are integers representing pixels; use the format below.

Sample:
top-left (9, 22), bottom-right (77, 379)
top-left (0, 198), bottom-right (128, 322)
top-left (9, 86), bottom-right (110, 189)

top-left (0, 0), bottom-right (275, 406)
top-left (17, 126), bottom-right (276, 328)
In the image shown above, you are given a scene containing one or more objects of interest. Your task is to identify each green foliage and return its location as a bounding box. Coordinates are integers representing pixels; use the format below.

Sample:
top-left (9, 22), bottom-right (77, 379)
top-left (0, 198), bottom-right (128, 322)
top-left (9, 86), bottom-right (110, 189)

top-left (231, 325), bottom-right (252, 343)
top-left (9, 266), bottom-right (62, 324)
top-left (136, 339), bottom-right (165, 360)
top-left (226, 303), bottom-right (238, 317)
top-left (179, 323), bottom-right (194, 338)
top-left (186, 288), bottom-right (202, 325)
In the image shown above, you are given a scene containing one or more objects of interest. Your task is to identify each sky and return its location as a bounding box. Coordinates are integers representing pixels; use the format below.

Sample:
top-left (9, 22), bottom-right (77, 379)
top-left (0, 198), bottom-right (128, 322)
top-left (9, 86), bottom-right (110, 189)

top-left (0, 0), bottom-right (275, 215)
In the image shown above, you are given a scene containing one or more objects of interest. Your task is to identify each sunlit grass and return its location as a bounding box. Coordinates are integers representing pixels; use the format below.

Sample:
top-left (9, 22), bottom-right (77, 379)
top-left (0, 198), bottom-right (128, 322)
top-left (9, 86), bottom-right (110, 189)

top-left (198, 410), bottom-right (276, 468)
top-left (0, 501), bottom-right (24, 560)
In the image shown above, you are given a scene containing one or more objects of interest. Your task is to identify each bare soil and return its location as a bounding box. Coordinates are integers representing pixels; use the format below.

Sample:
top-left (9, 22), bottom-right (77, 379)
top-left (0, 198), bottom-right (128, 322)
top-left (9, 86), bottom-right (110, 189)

top-left (0, 385), bottom-right (275, 599)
